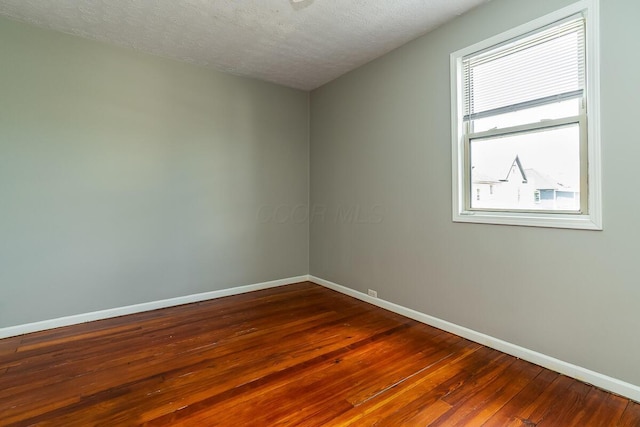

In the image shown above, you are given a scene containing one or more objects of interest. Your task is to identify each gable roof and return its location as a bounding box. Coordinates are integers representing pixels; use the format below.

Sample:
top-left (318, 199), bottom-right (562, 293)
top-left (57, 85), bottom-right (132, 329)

top-left (472, 155), bottom-right (574, 191)
top-left (501, 155), bottom-right (528, 183)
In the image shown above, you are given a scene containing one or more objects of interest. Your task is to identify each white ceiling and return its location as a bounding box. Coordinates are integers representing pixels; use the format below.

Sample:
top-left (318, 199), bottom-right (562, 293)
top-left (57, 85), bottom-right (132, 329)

top-left (0, 0), bottom-right (488, 90)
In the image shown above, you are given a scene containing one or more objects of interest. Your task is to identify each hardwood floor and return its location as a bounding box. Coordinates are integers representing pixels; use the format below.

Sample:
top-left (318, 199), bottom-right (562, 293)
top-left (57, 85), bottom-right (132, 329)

top-left (0, 282), bottom-right (638, 426)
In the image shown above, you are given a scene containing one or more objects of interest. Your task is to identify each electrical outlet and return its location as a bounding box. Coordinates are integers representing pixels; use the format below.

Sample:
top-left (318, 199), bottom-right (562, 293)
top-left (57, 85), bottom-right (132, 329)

top-left (367, 289), bottom-right (378, 298)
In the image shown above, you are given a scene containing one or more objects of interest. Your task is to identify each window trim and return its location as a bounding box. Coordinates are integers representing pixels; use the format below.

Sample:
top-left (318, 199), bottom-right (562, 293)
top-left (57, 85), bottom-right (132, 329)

top-left (450, 0), bottom-right (602, 230)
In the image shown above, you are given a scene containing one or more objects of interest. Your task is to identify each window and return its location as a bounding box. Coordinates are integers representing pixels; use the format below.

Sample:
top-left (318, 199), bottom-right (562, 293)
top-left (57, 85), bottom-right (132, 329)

top-left (451, 0), bottom-right (601, 230)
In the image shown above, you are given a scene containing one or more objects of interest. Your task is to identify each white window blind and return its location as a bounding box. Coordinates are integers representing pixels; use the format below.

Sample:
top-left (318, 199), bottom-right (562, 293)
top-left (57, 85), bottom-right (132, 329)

top-left (463, 16), bottom-right (585, 122)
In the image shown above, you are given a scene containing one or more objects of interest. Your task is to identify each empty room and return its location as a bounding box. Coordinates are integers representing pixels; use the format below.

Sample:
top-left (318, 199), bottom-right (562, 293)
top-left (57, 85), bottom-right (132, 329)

top-left (1, 0), bottom-right (639, 425)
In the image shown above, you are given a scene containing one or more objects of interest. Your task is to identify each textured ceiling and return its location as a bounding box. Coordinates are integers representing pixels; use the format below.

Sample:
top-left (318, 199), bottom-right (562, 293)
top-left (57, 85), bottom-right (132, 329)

top-left (0, 0), bottom-right (488, 90)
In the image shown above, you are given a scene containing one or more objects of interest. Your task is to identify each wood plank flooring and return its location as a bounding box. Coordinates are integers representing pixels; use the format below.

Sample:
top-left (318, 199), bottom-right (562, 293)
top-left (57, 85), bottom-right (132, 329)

top-left (0, 281), bottom-right (638, 426)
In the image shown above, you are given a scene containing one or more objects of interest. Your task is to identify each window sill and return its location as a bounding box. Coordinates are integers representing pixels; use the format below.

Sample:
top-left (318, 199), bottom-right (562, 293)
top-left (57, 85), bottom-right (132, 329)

top-left (453, 210), bottom-right (602, 230)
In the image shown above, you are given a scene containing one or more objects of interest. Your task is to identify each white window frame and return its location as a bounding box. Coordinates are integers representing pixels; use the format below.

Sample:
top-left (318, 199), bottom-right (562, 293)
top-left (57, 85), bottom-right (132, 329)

top-left (450, 0), bottom-right (602, 230)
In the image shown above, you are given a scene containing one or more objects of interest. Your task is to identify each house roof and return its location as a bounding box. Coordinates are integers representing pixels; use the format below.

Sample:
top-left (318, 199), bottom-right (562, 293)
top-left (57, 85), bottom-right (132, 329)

top-left (501, 155), bottom-right (528, 183)
top-left (471, 168), bottom-right (500, 184)
top-left (472, 155), bottom-right (572, 191)
top-left (524, 169), bottom-right (564, 190)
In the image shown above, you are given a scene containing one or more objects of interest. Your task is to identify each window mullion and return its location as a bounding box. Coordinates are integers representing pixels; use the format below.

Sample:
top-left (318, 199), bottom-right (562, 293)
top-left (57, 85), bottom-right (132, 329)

top-left (466, 114), bottom-right (583, 140)
top-left (463, 89), bottom-right (583, 122)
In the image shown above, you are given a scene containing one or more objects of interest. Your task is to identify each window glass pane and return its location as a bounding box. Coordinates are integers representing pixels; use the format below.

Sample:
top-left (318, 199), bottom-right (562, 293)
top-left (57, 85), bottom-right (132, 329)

top-left (470, 124), bottom-right (580, 211)
top-left (471, 98), bottom-right (580, 133)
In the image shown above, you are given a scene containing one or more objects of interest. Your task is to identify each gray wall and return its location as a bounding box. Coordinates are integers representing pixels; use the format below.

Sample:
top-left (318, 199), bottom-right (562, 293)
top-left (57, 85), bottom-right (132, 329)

top-left (0, 17), bottom-right (309, 327)
top-left (310, 0), bottom-right (640, 386)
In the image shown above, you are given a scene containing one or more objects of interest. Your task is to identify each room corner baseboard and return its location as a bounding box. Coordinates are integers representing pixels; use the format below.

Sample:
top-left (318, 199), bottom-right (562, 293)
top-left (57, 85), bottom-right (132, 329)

top-left (309, 275), bottom-right (640, 403)
top-left (0, 275), bottom-right (310, 340)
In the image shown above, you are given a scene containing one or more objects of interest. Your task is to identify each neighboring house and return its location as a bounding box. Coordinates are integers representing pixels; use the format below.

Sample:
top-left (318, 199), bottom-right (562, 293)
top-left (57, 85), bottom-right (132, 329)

top-left (472, 156), bottom-right (579, 211)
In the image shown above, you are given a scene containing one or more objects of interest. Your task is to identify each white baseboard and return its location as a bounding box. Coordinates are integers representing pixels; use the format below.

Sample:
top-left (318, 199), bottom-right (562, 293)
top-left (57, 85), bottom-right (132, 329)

top-left (0, 275), bottom-right (310, 340)
top-left (310, 275), bottom-right (640, 403)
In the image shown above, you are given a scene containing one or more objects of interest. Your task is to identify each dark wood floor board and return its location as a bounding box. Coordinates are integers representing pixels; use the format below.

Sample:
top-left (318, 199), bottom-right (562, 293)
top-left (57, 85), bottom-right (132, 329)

top-left (341, 343), bottom-right (528, 426)
top-left (568, 387), bottom-right (628, 427)
top-left (6, 286), bottom-right (327, 379)
top-left (144, 328), bottom-right (450, 425)
top-left (0, 288), bottom-right (335, 408)
top-left (1, 309), bottom-right (401, 424)
top-left (536, 378), bottom-right (593, 426)
top-left (344, 331), bottom-right (463, 405)
top-left (1, 306), bottom-right (340, 403)
top-left (7, 307), bottom-right (411, 425)
top-left (154, 325), bottom-right (421, 424)
top-left (502, 374), bottom-right (578, 427)
top-left (178, 328), bottom-right (466, 426)
top-left (431, 358), bottom-right (542, 426)
top-left (156, 324), bottom-right (468, 422)
top-left (15, 282), bottom-right (319, 350)
top-left (0, 282), bottom-right (638, 426)
top-left (16, 283), bottom-right (331, 354)
top-left (0, 336), bottom-right (21, 376)
top-left (6, 297), bottom-right (341, 378)
top-left (141, 326), bottom-right (407, 426)
top-left (481, 368), bottom-right (559, 426)
top-left (466, 359), bottom-right (544, 422)
top-left (330, 342), bottom-right (485, 426)
top-left (618, 401), bottom-right (640, 427)
top-left (2, 286), bottom-right (364, 379)
top-left (311, 340), bottom-right (524, 426)
top-left (439, 348), bottom-right (516, 406)
top-left (0, 336), bottom-right (20, 356)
